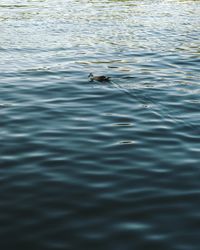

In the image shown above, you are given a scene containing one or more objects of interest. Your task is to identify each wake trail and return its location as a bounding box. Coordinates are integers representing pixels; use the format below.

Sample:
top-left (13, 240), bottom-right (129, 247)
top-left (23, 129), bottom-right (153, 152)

top-left (110, 80), bottom-right (199, 135)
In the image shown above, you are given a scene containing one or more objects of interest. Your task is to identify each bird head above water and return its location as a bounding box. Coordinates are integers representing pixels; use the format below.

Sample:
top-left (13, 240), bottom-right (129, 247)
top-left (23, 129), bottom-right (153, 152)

top-left (88, 73), bottom-right (110, 82)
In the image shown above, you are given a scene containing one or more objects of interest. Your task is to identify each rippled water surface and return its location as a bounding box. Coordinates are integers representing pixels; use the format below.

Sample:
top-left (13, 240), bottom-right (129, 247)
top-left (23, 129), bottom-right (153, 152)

top-left (0, 0), bottom-right (200, 249)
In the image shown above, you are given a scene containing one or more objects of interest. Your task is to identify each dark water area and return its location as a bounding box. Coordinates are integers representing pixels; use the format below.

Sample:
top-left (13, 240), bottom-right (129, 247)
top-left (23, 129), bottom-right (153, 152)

top-left (0, 0), bottom-right (200, 249)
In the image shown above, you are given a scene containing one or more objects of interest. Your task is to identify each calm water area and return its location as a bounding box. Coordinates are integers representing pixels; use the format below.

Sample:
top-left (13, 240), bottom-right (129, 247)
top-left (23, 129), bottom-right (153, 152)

top-left (0, 0), bottom-right (200, 249)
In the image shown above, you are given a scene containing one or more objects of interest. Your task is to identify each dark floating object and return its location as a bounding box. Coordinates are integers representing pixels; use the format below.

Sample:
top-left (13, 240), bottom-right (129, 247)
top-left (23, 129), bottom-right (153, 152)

top-left (88, 73), bottom-right (110, 82)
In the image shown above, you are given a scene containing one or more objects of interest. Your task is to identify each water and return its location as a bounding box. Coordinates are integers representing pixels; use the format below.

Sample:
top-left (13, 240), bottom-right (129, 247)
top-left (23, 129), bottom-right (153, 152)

top-left (0, 0), bottom-right (200, 249)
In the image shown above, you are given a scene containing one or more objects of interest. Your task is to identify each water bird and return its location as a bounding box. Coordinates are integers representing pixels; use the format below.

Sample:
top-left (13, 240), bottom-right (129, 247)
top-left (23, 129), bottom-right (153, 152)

top-left (88, 73), bottom-right (110, 82)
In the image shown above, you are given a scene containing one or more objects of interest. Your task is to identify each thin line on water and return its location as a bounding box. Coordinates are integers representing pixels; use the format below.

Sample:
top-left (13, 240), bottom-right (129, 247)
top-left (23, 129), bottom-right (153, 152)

top-left (110, 80), bottom-right (199, 135)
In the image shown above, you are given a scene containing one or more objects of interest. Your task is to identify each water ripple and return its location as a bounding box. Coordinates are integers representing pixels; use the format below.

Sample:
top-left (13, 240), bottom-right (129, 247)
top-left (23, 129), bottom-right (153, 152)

top-left (0, 0), bottom-right (200, 249)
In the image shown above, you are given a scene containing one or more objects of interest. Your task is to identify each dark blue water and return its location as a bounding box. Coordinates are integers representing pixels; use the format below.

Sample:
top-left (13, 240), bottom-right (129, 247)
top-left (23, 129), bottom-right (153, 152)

top-left (0, 0), bottom-right (200, 249)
